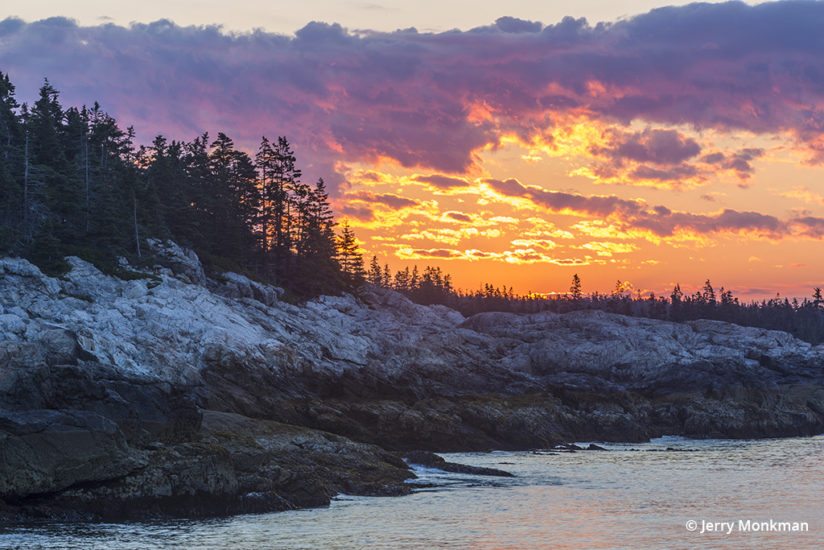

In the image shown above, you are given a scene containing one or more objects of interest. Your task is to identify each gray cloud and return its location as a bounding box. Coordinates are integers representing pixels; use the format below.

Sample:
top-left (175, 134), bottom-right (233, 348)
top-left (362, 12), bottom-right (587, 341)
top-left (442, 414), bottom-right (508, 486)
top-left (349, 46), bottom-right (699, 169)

top-left (444, 211), bottom-right (472, 222)
top-left (594, 129), bottom-right (701, 166)
top-left (485, 177), bottom-right (788, 238)
top-left (412, 174), bottom-right (471, 189)
top-left (347, 191), bottom-right (419, 209)
top-left (2, 2), bottom-right (824, 191)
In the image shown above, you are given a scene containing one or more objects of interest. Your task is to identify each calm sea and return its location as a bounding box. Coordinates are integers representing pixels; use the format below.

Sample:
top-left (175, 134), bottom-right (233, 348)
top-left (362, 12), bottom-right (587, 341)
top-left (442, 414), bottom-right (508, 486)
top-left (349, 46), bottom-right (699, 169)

top-left (2, 436), bottom-right (822, 549)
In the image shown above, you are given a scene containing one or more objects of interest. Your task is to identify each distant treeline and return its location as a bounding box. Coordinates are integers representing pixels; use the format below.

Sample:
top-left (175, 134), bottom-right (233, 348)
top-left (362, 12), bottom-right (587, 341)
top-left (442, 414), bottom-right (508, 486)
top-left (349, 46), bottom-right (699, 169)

top-left (0, 74), bottom-right (366, 297)
top-left (366, 258), bottom-right (824, 344)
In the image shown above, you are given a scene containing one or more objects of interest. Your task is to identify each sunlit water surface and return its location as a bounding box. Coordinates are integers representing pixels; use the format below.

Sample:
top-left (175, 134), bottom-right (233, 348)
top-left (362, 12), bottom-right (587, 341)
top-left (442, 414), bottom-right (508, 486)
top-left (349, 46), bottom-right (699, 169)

top-left (2, 436), bottom-right (822, 549)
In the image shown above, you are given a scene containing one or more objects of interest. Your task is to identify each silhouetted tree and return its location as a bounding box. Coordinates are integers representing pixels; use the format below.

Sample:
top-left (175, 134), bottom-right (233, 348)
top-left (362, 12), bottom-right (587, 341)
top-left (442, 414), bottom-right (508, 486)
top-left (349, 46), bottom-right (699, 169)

top-left (0, 71), bottom-right (22, 251)
top-left (368, 255), bottom-right (383, 286)
top-left (703, 279), bottom-right (716, 306)
top-left (570, 273), bottom-right (582, 300)
top-left (0, 75), bottom-right (352, 297)
top-left (336, 221), bottom-right (365, 284)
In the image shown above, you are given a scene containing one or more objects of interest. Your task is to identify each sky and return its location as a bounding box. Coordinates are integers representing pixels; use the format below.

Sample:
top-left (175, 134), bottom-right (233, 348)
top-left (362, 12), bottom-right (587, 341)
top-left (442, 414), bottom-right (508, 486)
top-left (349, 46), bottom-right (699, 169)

top-left (8, 1), bottom-right (766, 34)
top-left (2, 1), bottom-right (824, 299)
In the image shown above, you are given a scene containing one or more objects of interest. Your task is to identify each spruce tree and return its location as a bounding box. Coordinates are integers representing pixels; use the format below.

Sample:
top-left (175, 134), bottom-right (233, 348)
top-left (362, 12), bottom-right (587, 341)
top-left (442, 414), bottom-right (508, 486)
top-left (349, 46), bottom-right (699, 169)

top-left (0, 72), bottom-right (22, 250)
top-left (368, 255), bottom-right (382, 286)
top-left (570, 273), bottom-right (582, 301)
top-left (255, 136), bottom-right (274, 255)
top-left (337, 221), bottom-right (365, 284)
top-left (291, 178), bottom-right (340, 295)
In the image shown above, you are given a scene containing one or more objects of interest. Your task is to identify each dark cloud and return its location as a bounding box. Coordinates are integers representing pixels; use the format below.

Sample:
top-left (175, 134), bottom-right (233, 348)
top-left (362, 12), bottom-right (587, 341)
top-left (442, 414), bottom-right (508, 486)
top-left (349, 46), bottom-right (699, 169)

top-left (492, 17), bottom-right (543, 34)
top-left (347, 191), bottom-right (419, 209)
top-left (633, 209), bottom-right (784, 237)
top-left (587, 129), bottom-right (762, 184)
top-left (549, 257), bottom-right (589, 266)
top-left (409, 248), bottom-right (462, 258)
top-left (702, 153), bottom-right (725, 164)
top-left (701, 148), bottom-right (765, 179)
top-left (340, 204), bottom-right (375, 220)
top-left (793, 216), bottom-right (824, 237)
top-left (594, 129), bottom-right (701, 166)
top-left (411, 174), bottom-right (471, 189)
top-left (465, 250), bottom-right (496, 259)
top-left (355, 171), bottom-right (384, 182)
top-left (485, 177), bottom-right (528, 197)
top-left (3, 2), bottom-right (824, 190)
top-left (486, 177), bottom-right (787, 238)
top-left (444, 211), bottom-right (472, 222)
top-left (630, 164), bottom-right (699, 182)
top-left (485, 178), bottom-right (644, 218)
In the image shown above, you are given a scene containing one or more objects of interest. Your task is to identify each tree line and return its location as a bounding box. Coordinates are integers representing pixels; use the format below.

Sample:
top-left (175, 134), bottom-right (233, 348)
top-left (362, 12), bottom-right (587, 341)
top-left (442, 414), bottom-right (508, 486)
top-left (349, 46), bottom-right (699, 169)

top-left (2, 73), bottom-right (822, 342)
top-left (366, 255), bottom-right (824, 344)
top-left (0, 74), bottom-right (366, 297)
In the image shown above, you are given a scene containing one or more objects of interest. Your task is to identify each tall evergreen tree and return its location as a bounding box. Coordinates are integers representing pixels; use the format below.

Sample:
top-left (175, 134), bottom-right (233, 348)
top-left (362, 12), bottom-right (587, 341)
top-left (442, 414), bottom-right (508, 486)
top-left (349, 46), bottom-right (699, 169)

top-left (337, 220), bottom-right (365, 284)
top-left (0, 74), bottom-right (358, 295)
top-left (206, 132), bottom-right (259, 266)
top-left (394, 267), bottom-right (410, 291)
top-left (255, 136), bottom-right (274, 255)
top-left (26, 81), bottom-right (77, 269)
top-left (266, 136), bottom-right (301, 281)
top-left (570, 273), bottom-right (582, 300)
top-left (368, 255), bottom-right (382, 286)
top-left (703, 279), bottom-right (717, 306)
top-left (0, 72), bottom-right (22, 250)
top-left (291, 178), bottom-right (340, 295)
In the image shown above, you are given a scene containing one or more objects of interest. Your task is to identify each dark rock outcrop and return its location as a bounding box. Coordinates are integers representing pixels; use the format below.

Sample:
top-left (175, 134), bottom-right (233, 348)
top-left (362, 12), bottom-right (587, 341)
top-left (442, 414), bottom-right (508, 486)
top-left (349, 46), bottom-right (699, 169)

top-left (1, 253), bottom-right (823, 521)
top-left (404, 451), bottom-right (513, 477)
top-left (0, 333), bottom-right (411, 521)
top-left (0, 408), bottom-right (144, 500)
top-left (12, 411), bottom-right (411, 521)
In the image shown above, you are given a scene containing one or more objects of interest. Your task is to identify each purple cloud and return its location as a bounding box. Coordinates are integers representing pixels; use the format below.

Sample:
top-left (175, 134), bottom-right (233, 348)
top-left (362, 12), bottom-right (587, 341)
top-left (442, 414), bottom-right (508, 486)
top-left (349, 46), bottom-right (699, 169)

top-left (702, 148), bottom-right (765, 179)
top-left (411, 174), bottom-right (471, 189)
top-left (485, 178), bottom-right (644, 218)
top-left (340, 204), bottom-right (375, 220)
top-left (595, 129), bottom-right (701, 166)
top-left (630, 164), bottom-right (700, 182)
top-left (3, 2), bottom-right (824, 190)
top-left (444, 211), bottom-right (473, 222)
top-left (793, 216), bottom-right (824, 237)
top-left (408, 248), bottom-right (462, 258)
top-left (486, 177), bottom-right (787, 238)
top-left (347, 191), bottom-right (419, 209)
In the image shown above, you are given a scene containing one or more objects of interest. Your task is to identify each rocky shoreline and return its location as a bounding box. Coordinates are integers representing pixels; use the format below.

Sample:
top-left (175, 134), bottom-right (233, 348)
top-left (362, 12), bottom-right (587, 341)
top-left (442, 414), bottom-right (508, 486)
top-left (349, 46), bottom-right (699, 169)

top-left (2, 243), bottom-right (823, 521)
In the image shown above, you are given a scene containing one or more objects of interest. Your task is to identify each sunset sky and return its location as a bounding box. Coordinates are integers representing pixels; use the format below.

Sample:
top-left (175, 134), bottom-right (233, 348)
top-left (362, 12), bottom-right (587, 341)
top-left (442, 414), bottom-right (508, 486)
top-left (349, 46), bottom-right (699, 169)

top-left (2, 1), bottom-right (824, 299)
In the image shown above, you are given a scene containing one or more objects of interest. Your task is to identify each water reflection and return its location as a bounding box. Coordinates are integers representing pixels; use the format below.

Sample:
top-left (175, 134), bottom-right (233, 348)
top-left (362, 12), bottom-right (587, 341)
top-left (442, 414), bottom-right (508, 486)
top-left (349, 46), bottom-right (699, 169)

top-left (2, 436), bottom-right (822, 549)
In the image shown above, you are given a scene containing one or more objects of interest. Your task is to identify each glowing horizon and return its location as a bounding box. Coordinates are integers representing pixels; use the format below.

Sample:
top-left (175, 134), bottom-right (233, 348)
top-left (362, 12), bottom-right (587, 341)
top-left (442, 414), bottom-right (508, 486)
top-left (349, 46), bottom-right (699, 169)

top-left (2, 2), bottom-right (823, 299)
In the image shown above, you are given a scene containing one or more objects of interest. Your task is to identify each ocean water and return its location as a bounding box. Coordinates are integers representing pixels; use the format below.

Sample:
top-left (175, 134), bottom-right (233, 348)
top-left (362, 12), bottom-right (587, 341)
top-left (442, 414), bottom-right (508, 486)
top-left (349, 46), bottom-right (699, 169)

top-left (2, 436), bottom-right (822, 549)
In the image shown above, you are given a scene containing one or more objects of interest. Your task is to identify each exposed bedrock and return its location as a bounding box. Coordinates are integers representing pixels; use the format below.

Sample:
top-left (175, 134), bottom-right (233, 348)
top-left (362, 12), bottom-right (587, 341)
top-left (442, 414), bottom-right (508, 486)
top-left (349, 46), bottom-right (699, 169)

top-left (1, 248), bottom-right (822, 519)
